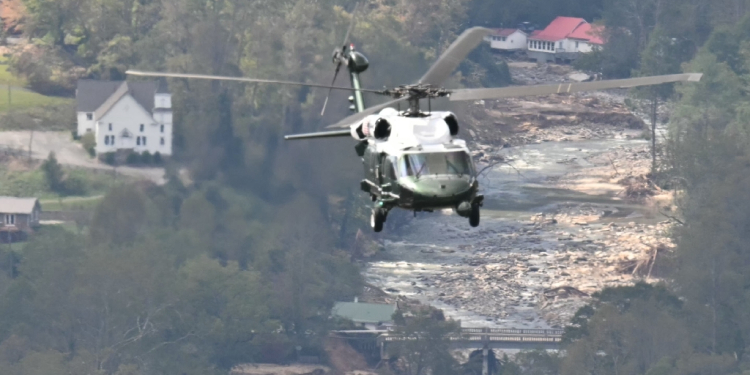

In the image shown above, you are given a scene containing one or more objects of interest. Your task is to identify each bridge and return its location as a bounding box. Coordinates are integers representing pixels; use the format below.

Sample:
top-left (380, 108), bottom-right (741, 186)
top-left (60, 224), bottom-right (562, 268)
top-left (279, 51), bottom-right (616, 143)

top-left (378, 327), bottom-right (563, 351)
top-left (333, 327), bottom-right (564, 375)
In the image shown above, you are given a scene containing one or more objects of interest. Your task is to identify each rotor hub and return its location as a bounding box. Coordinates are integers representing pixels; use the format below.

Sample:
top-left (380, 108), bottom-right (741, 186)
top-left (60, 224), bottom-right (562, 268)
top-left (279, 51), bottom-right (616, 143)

top-left (381, 84), bottom-right (452, 100)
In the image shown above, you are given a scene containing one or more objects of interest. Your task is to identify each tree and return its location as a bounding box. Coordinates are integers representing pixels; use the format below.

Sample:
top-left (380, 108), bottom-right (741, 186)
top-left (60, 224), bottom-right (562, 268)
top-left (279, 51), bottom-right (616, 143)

top-left (41, 151), bottom-right (64, 193)
top-left (633, 27), bottom-right (686, 175)
top-left (388, 311), bottom-right (460, 375)
top-left (81, 132), bottom-right (96, 157)
top-left (89, 184), bottom-right (148, 245)
top-left (561, 284), bottom-right (689, 375)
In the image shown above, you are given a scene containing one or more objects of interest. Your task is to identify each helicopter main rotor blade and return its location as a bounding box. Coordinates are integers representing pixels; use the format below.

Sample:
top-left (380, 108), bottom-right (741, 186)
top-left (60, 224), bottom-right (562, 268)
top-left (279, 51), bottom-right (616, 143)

top-left (326, 96), bottom-right (409, 129)
top-left (341, 2), bottom-right (359, 48)
top-left (418, 27), bottom-right (493, 87)
top-left (126, 70), bottom-right (386, 95)
top-left (449, 73), bottom-right (703, 101)
top-left (320, 64), bottom-right (343, 116)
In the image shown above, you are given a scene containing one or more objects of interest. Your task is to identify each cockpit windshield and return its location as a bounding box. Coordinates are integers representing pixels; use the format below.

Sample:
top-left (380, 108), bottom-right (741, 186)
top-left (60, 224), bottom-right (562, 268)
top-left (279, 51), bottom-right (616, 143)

top-left (396, 151), bottom-right (473, 178)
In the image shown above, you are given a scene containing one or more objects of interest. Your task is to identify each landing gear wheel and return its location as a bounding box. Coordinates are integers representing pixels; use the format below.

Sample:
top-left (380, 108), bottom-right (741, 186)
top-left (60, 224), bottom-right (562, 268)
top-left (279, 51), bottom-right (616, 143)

top-left (469, 204), bottom-right (480, 227)
top-left (371, 208), bottom-right (386, 232)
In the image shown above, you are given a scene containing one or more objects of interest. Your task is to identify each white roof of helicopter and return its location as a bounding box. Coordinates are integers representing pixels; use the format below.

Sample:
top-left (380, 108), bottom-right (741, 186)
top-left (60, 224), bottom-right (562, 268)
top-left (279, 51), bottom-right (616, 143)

top-left (356, 108), bottom-right (469, 156)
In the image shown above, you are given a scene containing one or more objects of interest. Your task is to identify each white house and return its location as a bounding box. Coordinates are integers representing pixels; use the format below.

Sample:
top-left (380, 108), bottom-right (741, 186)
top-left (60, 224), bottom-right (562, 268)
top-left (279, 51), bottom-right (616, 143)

top-left (485, 28), bottom-right (528, 51)
top-left (76, 80), bottom-right (173, 156)
top-left (526, 17), bottom-right (605, 63)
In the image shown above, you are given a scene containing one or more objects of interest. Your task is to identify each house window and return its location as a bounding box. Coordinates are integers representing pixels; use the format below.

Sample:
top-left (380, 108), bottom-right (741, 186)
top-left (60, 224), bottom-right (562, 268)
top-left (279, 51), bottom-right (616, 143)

top-left (137, 136), bottom-right (141, 146)
top-left (502, 37), bottom-right (507, 42)
top-left (575, 41), bottom-right (580, 49)
top-left (109, 123), bottom-right (112, 131)
top-left (140, 124), bottom-right (144, 132)
top-left (112, 136), bottom-right (115, 145)
top-left (86, 113), bottom-right (93, 120)
top-left (160, 124), bottom-right (164, 133)
top-left (160, 137), bottom-right (165, 145)
top-left (559, 42), bottom-right (563, 48)
top-left (104, 136), bottom-right (109, 145)
top-left (4, 214), bottom-right (15, 226)
top-left (143, 137), bottom-right (147, 146)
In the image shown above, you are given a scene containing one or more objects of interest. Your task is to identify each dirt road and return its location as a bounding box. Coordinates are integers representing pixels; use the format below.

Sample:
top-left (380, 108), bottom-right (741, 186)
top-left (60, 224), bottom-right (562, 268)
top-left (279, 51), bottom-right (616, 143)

top-left (0, 131), bottom-right (166, 184)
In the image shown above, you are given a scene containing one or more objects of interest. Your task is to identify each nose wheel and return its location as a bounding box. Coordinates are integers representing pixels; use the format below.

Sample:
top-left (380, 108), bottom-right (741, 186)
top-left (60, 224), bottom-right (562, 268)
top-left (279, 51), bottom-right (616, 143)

top-left (371, 207), bottom-right (387, 232)
top-left (469, 203), bottom-right (480, 227)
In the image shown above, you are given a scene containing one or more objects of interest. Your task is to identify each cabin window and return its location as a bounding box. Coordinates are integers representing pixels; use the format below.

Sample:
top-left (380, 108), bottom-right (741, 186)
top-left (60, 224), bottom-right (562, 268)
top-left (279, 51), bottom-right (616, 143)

top-left (86, 113), bottom-right (93, 120)
top-left (137, 136), bottom-right (141, 146)
top-left (160, 124), bottom-right (164, 133)
top-left (104, 136), bottom-right (109, 145)
top-left (397, 151), bottom-right (473, 177)
top-left (4, 214), bottom-right (15, 225)
top-left (575, 41), bottom-right (580, 49)
top-left (108, 123), bottom-right (112, 131)
top-left (160, 137), bottom-right (165, 145)
top-left (143, 137), bottom-right (147, 146)
top-left (140, 124), bottom-right (144, 132)
top-left (112, 136), bottom-right (115, 145)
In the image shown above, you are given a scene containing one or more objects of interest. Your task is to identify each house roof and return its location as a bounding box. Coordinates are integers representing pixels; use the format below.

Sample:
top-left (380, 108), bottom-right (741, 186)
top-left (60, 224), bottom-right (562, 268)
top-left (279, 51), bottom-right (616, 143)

top-left (490, 28), bottom-right (525, 37)
top-left (76, 80), bottom-right (159, 114)
top-left (0, 197), bottom-right (40, 214)
top-left (332, 302), bottom-right (397, 324)
top-left (568, 23), bottom-right (605, 44)
top-left (530, 16), bottom-right (588, 42)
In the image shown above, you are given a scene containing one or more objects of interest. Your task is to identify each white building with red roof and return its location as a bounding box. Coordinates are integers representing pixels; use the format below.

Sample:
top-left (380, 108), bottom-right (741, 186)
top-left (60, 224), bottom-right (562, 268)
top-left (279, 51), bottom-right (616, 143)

top-left (485, 28), bottom-right (529, 51)
top-left (526, 16), bottom-right (605, 62)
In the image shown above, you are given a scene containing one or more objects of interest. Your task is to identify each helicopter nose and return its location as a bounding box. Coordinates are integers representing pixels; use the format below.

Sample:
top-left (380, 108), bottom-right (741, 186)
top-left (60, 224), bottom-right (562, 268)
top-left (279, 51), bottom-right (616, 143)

top-left (411, 177), bottom-right (472, 197)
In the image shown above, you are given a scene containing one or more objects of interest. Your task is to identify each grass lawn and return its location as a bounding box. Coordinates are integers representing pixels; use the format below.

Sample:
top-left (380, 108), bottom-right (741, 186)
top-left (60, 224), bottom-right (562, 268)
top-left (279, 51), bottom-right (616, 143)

top-left (0, 56), bottom-right (73, 112)
top-left (40, 195), bottom-right (103, 212)
top-left (0, 164), bottom-right (131, 211)
top-left (0, 56), bottom-right (25, 87)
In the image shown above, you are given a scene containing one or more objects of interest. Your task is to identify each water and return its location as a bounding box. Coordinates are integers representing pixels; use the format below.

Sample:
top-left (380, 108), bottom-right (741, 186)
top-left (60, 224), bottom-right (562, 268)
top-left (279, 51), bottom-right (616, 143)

top-left (363, 135), bottom-right (655, 328)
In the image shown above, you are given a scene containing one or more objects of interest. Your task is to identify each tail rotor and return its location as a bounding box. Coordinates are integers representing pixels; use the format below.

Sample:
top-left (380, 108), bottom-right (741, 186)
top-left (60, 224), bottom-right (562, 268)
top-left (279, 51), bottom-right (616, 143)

top-left (321, 3), bottom-right (359, 116)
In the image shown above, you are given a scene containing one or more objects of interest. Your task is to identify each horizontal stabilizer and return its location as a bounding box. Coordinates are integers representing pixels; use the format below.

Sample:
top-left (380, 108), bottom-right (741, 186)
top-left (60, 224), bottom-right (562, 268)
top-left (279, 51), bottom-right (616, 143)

top-left (284, 130), bottom-right (351, 140)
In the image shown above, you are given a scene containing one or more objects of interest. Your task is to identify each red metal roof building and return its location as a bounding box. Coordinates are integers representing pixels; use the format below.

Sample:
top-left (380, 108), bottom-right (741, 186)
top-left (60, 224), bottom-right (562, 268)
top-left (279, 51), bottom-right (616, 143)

top-left (526, 16), bottom-right (605, 62)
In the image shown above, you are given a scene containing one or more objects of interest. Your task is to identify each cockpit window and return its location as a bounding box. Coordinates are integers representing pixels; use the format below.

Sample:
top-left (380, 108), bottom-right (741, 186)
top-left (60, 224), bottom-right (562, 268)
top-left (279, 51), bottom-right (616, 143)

top-left (397, 151), bottom-right (472, 178)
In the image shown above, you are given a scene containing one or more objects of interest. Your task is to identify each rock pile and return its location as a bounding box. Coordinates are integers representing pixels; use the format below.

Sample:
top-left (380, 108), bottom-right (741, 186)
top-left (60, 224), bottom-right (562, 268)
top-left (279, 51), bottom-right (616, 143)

top-left (410, 207), bottom-right (674, 327)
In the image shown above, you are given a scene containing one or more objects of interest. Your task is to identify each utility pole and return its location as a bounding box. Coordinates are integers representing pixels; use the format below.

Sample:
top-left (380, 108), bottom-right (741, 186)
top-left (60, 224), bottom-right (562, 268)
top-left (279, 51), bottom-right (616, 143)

top-left (651, 93), bottom-right (658, 176)
top-left (28, 126), bottom-right (34, 162)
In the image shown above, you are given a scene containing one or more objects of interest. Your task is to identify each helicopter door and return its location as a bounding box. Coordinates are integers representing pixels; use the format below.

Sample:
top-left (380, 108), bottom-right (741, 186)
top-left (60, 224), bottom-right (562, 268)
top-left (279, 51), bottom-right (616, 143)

top-left (363, 147), bottom-right (378, 184)
top-left (382, 157), bottom-right (396, 190)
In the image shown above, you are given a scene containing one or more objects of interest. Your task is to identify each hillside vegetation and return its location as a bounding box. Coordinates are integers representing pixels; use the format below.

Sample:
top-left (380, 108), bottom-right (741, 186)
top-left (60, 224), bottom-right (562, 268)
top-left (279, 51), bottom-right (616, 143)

top-left (0, 0), bottom-right (748, 374)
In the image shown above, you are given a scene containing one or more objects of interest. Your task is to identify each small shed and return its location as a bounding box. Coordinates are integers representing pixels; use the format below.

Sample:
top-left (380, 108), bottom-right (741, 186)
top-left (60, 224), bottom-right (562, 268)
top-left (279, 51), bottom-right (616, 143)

top-left (332, 298), bottom-right (398, 331)
top-left (0, 197), bottom-right (41, 242)
top-left (486, 28), bottom-right (528, 51)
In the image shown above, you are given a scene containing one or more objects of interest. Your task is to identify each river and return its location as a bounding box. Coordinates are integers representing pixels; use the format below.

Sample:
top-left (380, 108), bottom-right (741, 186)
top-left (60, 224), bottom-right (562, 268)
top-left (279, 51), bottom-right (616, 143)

top-left (363, 131), bottom-right (665, 328)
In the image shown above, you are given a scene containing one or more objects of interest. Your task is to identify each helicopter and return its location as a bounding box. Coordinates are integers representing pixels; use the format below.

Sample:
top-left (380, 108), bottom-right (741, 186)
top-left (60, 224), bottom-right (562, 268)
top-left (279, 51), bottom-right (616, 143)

top-left (127, 23), bottom-right (702, 233)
